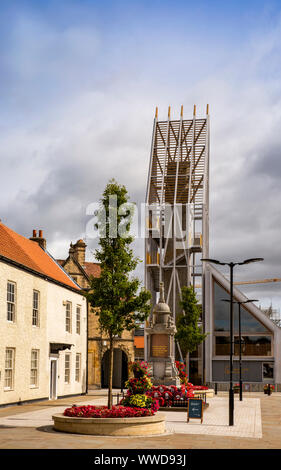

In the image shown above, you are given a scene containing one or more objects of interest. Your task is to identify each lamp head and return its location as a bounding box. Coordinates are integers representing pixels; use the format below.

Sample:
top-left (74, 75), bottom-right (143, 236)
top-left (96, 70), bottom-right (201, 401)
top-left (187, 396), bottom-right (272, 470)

top-left (238, 258), bottom-right (264, 265)
top-left (201, 258), bottom-right (226, 266)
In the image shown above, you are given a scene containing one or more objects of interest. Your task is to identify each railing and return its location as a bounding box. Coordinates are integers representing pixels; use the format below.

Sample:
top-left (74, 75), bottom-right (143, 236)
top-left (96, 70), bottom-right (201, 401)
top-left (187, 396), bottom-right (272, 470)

top-left (114, 392), bottom-right (207, 407)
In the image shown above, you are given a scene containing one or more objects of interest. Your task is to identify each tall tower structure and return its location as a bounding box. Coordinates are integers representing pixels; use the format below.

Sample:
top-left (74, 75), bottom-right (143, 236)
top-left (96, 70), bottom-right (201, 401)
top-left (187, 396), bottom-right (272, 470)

top-left (145, 105), bottom-right (210, 373)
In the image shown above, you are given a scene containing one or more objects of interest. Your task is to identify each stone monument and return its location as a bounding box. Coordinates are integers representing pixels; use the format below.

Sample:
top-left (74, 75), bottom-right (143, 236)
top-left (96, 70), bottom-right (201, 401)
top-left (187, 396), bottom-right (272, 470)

top-left (146, 282), bottom-right (180, 386)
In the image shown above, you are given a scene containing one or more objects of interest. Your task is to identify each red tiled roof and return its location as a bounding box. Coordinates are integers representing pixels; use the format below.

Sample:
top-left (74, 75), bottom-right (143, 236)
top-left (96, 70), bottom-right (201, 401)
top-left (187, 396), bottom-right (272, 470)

top-left (0, 222), bottom-right (80, 291)
top-left (83, 262), bottom-right (101, 278)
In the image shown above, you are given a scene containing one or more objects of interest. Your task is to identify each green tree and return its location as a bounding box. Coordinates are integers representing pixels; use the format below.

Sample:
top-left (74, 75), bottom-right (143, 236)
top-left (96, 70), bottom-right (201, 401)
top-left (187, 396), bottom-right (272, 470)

top-left (175, 286), bottom-right (207, 371)
top-left (86, 179), bottom-right (151, 408)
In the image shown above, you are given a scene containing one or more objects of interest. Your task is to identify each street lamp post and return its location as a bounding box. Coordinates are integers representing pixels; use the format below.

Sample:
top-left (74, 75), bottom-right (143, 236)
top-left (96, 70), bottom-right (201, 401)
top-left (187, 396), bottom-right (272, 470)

top-left (222, 299), bottom-right (259, 402)
top-left (201, 257), bottom-right (263, 426)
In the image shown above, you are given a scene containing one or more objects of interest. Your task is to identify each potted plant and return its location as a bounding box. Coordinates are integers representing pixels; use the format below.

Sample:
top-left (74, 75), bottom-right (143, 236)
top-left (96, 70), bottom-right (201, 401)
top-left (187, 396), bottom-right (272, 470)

top-left (264, 384), bottom-right (274, 395)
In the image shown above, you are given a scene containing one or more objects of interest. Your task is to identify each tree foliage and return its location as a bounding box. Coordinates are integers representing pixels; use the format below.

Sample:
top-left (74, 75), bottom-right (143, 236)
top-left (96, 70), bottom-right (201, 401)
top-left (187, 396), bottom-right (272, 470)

top-left (175, 286), bottom-right (207, 357)
top-left (86, 179), bottom-right (151, 407)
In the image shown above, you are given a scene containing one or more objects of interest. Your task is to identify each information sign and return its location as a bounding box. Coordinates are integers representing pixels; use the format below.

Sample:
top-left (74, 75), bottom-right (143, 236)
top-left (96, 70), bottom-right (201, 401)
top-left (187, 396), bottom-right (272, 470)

top-left (187, 398), bottom-right (203, 424)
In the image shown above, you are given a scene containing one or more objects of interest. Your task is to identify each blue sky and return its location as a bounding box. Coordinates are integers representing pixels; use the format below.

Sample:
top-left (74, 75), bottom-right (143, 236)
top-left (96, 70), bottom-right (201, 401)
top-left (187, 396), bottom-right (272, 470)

top-left (1, 0), bottom-right (281, 308)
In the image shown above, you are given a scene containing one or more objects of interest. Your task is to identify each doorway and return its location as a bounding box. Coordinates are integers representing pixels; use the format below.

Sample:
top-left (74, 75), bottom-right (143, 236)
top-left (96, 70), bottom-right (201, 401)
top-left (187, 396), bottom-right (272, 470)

top-left (101, 349), bottom-right (128, 388)
top-left (49, 358), bottom-right (58, 399)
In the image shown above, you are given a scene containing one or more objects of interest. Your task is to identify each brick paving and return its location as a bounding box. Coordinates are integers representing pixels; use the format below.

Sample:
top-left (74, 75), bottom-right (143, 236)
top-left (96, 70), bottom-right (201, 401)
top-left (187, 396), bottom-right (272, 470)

top-left (0, 391), bottom-right (280, 448)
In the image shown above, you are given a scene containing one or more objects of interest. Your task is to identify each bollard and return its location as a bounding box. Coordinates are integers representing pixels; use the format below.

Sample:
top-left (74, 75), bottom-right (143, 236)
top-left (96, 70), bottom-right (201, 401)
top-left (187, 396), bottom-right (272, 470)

top-left (215, 383), bottom-right (218, 395)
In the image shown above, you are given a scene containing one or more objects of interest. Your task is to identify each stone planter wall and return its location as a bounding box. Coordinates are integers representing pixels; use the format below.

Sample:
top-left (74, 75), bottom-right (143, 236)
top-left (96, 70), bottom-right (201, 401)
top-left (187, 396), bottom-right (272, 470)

top-left (52, 412), bottom-right (166, 436)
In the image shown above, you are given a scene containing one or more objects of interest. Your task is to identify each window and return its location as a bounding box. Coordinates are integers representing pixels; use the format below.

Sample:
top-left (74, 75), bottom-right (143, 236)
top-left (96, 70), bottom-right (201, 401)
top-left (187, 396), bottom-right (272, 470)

top-left (76, 306), bottom-right (81, 334)
top-left (75, 353), bottom-right (81, 382)
top-left (5, 348), bottom-right (15, 390)
top-left (214, 281), bottom-right (269, 333)
top-left (30, 350), bottom-right (39, 387)
top-left (65, 354), bottom-right (70, 383)
top-left (263, 362), bottom-right (274, 380)
top-left (32, 290), bottom-right (40, 326)
top-left (65, 302), bottom-right (72, 333)
top-left (215, 335), bottom-right (272, 356)
top-left (7, 282), bottom-right (16, 322)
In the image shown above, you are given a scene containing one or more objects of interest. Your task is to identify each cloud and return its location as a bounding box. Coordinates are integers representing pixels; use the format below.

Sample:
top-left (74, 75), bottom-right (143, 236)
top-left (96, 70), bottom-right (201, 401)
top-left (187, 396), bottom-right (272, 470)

top-left (2, 2), bottom-right (281, 306)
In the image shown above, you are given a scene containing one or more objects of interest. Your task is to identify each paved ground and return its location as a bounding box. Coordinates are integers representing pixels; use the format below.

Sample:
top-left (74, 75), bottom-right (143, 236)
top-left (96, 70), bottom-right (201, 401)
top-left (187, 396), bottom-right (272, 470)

top-left (0, 391), bottom-right (280, 449)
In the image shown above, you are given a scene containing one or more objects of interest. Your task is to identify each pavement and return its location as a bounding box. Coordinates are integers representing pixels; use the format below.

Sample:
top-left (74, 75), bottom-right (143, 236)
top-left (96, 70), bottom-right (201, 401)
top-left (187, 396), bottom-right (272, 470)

top-left (0, 391), bottom-right (280, 449)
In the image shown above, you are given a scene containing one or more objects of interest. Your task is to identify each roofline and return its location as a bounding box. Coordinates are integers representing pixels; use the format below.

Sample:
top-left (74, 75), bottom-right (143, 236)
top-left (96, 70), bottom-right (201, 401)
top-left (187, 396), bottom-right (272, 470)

top-left (0, 254), bottom-right (83, 295)
top-left (46, 249), bottom-right (82, 289)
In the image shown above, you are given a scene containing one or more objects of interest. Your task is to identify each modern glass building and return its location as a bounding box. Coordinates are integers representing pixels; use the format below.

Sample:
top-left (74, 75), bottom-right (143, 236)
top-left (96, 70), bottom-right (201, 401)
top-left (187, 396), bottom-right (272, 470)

top-left (204, 264), bottom-right (281, 390)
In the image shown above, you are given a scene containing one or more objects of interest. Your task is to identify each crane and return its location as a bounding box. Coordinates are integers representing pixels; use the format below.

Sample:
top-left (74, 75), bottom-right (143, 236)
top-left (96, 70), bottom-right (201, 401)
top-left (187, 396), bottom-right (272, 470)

top-left (194, 278), bottom-right (281, 288)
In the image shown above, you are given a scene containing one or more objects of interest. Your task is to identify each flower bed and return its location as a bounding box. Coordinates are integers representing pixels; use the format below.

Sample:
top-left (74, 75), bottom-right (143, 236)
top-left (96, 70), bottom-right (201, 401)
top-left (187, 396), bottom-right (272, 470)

top-left (53, 412), bottom-right (166, 436)
top-left (63, 405), bottom-right (156, 418)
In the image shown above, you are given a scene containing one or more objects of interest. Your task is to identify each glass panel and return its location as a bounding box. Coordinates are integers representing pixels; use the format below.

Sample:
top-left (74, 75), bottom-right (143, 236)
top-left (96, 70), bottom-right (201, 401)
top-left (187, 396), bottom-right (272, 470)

top-left (263, 362), bottom-right (274, 379)
top-left (215, 335), bottom-right (272, 356)
top-left (214, 281), bottom-right (269, 333)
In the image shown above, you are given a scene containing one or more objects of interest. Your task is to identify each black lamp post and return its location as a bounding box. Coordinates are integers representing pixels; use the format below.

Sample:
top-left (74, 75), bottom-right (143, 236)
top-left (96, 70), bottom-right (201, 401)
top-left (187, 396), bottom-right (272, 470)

top-left (201, 257), bottom-right (263, 426)
top-left (222, 299), bottom-right (259, 402)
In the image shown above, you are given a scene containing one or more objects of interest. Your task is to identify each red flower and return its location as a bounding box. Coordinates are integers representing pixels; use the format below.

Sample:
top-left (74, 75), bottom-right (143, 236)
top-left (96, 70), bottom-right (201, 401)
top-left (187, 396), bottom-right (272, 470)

top-left (63, 405), bottom-right (155, 418)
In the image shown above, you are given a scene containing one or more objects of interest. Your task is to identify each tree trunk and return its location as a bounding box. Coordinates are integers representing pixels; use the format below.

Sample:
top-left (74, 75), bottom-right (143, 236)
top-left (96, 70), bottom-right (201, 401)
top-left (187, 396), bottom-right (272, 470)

top-left (108, 337), bottom-right (114, 409)
top-left (185, 352), bottom-right (189, 381)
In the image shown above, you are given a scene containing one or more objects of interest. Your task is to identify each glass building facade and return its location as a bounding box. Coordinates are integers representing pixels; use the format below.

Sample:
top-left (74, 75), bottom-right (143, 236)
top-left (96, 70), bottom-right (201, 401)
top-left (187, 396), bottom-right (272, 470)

top-left (212, 280), bottom-right (274, 384)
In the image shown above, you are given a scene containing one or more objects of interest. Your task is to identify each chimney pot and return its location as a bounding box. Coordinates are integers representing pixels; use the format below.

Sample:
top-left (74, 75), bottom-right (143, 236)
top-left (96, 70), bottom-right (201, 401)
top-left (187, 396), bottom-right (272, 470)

top-left (33, 230), bottom-right (37, 237)
top-left (39, 230), bottom-right (43, 238)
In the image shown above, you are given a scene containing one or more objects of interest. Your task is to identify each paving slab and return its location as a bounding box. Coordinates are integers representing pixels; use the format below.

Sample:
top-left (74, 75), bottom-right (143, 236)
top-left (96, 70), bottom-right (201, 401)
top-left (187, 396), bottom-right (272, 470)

top-left (0, 395), bottom-right (262, 439)
top-left (0, 392), bottom-right (280, 448)
top-left (165, 397), bottom-right (262, 438)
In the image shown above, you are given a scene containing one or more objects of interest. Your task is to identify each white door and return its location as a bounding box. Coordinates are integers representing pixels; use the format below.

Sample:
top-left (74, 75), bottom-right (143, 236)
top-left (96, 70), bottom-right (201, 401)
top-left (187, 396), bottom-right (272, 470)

top-left (49, 358), bottom-right (58, 400)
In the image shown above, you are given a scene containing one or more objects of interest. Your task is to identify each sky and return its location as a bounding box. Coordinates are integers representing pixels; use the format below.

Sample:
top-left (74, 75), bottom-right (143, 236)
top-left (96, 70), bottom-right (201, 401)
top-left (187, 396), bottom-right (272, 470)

top-left (1, 0), bottom-right (281, 309)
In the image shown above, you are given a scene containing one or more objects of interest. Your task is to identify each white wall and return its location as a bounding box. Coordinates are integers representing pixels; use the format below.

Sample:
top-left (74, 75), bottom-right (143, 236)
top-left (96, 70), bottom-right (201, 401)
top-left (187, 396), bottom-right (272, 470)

top-left (0, 260), bottom-right (87, 405)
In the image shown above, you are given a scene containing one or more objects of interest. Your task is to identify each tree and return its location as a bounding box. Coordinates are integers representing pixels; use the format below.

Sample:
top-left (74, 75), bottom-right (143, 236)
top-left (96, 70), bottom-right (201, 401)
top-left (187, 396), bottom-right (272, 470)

top-left (86, 179), bottom-right (151, 408)
top-left (175, 286), bottom-right (207, 375)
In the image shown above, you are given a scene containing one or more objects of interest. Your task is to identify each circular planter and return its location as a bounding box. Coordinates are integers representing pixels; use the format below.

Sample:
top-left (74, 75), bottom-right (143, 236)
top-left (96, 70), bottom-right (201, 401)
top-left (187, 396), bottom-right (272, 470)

top-left (52, 412), bottom-right (166, 436)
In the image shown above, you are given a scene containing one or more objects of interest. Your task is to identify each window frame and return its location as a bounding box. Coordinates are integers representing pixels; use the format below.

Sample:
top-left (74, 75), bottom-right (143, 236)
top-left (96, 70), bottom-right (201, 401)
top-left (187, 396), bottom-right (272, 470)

top-left (32, 290), bottom-right (40, 327)
top-left (4, 348), bottom-right (15, 390)
top-left (64, 353), bottom-right (71, 383)
top-left (7, 281), bottom-right (16, 323)
top-left (76, 305), bottom-right (81, 335)
top-left (30, 349), bottom-right (39, 387)
top-left (65, 301), bottom-right (72, 333)
top-left (75, 353), bottom-right (81, 382)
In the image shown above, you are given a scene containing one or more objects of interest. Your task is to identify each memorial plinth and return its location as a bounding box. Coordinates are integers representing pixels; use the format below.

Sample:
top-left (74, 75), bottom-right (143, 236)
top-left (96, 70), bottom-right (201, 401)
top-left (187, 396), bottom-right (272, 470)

top-left (146, 283), bottom-right (180, 386)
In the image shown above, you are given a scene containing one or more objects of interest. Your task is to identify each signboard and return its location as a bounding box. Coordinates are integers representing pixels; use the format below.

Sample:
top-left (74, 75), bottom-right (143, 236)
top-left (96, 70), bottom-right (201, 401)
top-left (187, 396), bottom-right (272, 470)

top-left (187, 398), bottom-right (203, 424)
top-left (151, 334), bottom-right (168, 358)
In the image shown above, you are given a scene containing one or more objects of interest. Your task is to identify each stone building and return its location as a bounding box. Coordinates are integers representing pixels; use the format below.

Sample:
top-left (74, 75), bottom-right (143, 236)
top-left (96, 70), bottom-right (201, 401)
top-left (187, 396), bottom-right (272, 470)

top-left (58, 240), bottom-right (135, 389)
top-left (0, 223), bottom-right (87, 406)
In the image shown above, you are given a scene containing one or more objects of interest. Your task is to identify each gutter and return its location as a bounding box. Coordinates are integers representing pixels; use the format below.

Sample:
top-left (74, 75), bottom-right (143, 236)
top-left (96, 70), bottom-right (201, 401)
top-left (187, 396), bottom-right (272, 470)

top-left (0, 254), bottom-right (81, 294)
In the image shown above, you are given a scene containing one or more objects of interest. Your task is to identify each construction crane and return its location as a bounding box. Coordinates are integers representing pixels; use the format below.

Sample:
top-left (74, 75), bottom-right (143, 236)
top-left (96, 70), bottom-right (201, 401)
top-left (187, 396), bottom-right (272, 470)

top-left (234, 278), bottom-right (281, 285)
top-left (194, 278), bottom-right (281, 288)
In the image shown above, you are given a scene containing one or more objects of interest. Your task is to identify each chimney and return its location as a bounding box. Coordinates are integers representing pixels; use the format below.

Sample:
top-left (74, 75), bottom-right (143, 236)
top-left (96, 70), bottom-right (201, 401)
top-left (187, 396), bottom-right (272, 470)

top-left (29, 229), bottom-right (47, 250)
top-left (73, 239), bottom-right (86, 265)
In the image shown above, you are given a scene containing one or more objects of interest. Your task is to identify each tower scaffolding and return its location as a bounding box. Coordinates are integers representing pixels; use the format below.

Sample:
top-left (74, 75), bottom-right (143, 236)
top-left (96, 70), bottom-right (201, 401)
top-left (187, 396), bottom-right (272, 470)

top-left (145, 105), bottom-right (210, 364)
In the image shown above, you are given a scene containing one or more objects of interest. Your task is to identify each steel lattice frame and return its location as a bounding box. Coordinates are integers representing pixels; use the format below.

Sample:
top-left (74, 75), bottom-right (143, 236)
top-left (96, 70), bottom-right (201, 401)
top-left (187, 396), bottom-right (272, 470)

top-left (144, 105), bottom-right (210, 363)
